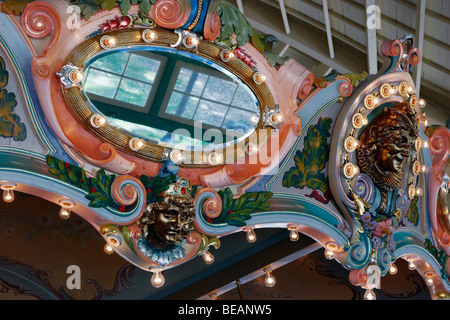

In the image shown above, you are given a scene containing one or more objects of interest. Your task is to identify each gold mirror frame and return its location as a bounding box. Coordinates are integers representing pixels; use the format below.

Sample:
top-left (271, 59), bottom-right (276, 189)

top-left (60, 27), bottom-right (277, 168)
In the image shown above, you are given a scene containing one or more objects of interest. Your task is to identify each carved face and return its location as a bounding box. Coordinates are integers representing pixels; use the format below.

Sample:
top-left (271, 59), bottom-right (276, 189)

top-left (357, 103), bottom-right (419, 191)
top-left (376, 128), bottom-right (413, 173)
top-left (138, 196), bottom-right (195, 248)
top-left (154, 208), bottom-right (192, 244)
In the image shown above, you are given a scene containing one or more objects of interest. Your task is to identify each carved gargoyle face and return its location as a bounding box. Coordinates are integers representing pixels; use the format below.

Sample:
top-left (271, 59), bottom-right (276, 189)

top-left (138, 196), bottom-right (196, 248)
top-left (357, 102), bottom-right (419, 191)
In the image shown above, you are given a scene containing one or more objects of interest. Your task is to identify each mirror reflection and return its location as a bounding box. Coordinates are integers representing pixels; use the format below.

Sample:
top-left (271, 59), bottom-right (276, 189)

top-left (82, 48), bottom-right (260, 150)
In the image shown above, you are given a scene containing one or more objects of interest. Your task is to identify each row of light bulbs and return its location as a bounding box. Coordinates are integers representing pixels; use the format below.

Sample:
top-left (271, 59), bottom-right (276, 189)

top-left (1, 186), bottom-right (442, 297)
top-left (90, 111), bottom-right (283, 166)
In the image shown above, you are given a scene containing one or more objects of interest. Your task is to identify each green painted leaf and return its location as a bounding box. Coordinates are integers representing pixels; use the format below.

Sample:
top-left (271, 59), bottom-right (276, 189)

top-left (405, 196), bottom-right (419, 226)
top-left (118, 0), bottom-right (131, 14)
top-left (99, 0), bottom-right (116, 11)
top-left (139, 0), bottom-right (151, 14)
top-left (89, 194), bottom-right (113, 208)
top-left (215, 1), bottom-right (253, 46)
top-left (0, 57), bottom-right (27, 142)
top-left (226, 216), bottom-right (247, 227)
top-left (48, 168), bottom-right (60, 176)
top-left (282, 117), bottom-right (332, 195)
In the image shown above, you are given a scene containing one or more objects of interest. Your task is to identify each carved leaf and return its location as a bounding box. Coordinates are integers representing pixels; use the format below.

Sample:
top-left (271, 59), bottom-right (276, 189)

top-left (215, 0), bottom-right (253, 46)
top-left (282, 117), bottom-right (332, 195)
top-left (0, 57), bottom-right (26, 141)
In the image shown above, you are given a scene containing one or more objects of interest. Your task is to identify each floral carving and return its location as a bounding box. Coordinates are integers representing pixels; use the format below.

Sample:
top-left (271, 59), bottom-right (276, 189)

top-left (282, 117), bottom-right (332, 204)
top-left (0, 56), bottom-right (27, 142)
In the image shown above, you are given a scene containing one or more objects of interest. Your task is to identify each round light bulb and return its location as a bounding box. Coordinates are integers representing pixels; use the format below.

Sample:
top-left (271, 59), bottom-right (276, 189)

top-left (425, 275), bottom-right (434, 286)
top-left (250, 114), bottom-right (259, 124)
top-left (3, 189), bottom-right (14, 203)
top-left (104, 243), bottom-right (114, 254)
top-left (389, 263), bottom-right (398, 275)
top-left (270, 113), bottom-right (283, 125)
top-left (264, 272), bottom-right (276, 287)
top-left (202, 251), bottom-right (215, 264)
top-left (408, 260), bottom-right (416, 270)
top-left (364, 288), bottom-right (376, 300)
top-left (59, 207), bottom-right (71, 220)
top-left (324, 249), bottom-right (334, 260)
top-left (246, 228), bottom-right (256, 243)
top-left (151, 270), bottom-right (165, 288)
top-left (418, 99), bottom-right (426, 108)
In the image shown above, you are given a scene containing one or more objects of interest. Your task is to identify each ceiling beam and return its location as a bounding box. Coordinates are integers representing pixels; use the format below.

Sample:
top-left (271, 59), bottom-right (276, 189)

top-left (415, 0), bottom-right (427, 97)
top-left (279, 0), bottom-right (291, 34)
top-left (365, 0), bottom-right (378, 74)
top-left (322, 0), bottom-right (335, 59)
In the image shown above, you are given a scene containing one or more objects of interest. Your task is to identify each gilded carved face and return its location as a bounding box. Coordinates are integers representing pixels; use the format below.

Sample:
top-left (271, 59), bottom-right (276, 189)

top-left (357, 102), bottom-right (419, 191)
top-left (138, 196), bottom-right (195, 248)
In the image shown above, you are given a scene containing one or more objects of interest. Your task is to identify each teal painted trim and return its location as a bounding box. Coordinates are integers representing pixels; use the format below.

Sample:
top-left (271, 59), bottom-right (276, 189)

top-left (393, 229), bottom-right (450, 291)
top-left (0, 146), bottom-right (46, 161)
top-left (195, 192), bottom-right (349, 247)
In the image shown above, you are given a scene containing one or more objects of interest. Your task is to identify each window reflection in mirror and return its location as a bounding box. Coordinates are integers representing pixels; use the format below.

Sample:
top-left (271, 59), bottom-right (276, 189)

top-left (82, 48), bottom-right (260, 151)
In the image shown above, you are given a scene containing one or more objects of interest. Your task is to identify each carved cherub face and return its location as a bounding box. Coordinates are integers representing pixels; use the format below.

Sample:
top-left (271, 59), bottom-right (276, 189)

top-left (357, 102), bottom-right (419, 190)
top-left (138, 196), bottom-right (195, 248)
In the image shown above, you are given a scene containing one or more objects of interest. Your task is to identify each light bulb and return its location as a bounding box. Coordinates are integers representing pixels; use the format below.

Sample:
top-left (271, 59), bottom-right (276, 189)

top-left (422, 140), bottom-right (430, 149)
top-left (100, 35), bottom-right (117, 49)
top-left (59, 207), bottom-right (71, 220)
top-left (418, 99), bottom-right (426, 108)
top-left (202, 251), bottom-right (215, 264)
top-left (364, 288), bottom-right (376, 300)
top-left (3, 189), bottom-right (14, 203)
top-left (129, 137), bottom-right (144, 151)
top-left (208, 152), bottom-right (223, 165)
top-left (209, 293), bottom-right (218, 300)
top-left (289, 229), bottom-right (299, 241)
top-left (425, 275), bottom-right (434, 286)
top-left (170, 149), bottom-right (184, 164)
top-left (408, 260), bottom-right (416, 270)
top-left (151, 270), bottom-right (165, 288)
top-left (264, 270), bottom-right (276, 287)
top-left (324, 249), bottom-right (334, 260)
top-left (104, 243), bottom-right (114, 254)
top-left (250, 114), bottom-right (259, 124)
top-left (246, 228), bottom-right (256, 243)
top-left (90, 114), bottom-right (106, 128)
top-left (389, 263), bottom-right (398, 275)
top-left (1, 183), bottom-right (16, 203)
top-left (253, 72), bottom-right (266, 84)
top-left (270, 113), bottom-right (284, 125)
top-left (142, 29), bottom-right (158, 43)
top-left (246, 143), bottom-right (258, 155)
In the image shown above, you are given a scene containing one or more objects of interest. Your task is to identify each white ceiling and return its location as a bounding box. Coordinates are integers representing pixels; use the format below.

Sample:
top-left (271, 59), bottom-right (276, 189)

top-left (230, 0), bottom-right (450, 124)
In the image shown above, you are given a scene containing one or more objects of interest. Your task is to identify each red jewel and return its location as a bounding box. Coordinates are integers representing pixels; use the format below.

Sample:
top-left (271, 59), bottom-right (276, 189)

top-left (90, 187), bottom-right (96, 193)
top-left (119, 205), bottom-right (126, 212)
top-left (181, 187), bottom-right (186, 195)
top-left (146, 188), bottom-right (151, 194)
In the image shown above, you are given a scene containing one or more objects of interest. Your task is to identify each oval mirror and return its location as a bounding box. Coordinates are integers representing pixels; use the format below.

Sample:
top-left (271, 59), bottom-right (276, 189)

top-left (81, 48), bottom-right (260, 151)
